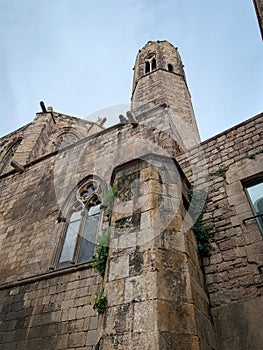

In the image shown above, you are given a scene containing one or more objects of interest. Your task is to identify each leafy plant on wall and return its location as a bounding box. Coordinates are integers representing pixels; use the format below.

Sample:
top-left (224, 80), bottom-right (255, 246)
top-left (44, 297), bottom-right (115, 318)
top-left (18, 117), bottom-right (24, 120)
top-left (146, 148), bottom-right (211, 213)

top-left (93, 292), bottom-right (107, 315)
top-left (93, 229), bottom-right (110, 277)
top-left (188, 188), bottom-right (212, 257)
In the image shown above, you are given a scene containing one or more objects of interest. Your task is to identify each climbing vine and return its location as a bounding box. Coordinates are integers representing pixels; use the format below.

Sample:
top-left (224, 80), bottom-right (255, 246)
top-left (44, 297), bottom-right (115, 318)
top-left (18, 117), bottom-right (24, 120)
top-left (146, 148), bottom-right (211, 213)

top-left (188, 188), bottom-right (212, 257)
top-left (93, 292), bottom-right (107, 315)
top-left (92, 186), bottom-right (116, 316)
top-left (93, 229), bottom-right (110, 277)
top-left (102, 185), bottom-right (117, 211)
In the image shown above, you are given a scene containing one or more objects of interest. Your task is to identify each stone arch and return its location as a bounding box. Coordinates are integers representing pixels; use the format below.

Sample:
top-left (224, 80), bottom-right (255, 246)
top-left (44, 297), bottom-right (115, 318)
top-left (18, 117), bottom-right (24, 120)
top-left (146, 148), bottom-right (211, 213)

top-left (54, 175), bottom-right (105, 269)
top-left (0, 137), bottom-right (22, 175)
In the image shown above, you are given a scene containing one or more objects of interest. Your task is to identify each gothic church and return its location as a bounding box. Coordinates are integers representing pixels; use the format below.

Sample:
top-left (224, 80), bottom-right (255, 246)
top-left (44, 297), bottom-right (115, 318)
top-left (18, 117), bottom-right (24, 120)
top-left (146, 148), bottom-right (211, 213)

top-left (0, 38), bottom-right (262, 350)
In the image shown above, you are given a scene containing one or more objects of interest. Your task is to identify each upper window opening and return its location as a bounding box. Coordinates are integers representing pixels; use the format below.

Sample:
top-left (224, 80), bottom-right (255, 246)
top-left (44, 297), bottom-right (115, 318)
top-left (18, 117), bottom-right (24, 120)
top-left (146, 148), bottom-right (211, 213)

top-left (57, 180), bottom-right (102, 269)
top-left (56, 133), bottom-right (79, 150)
top-left (145, 61), bottom-right (150, 74)
top-left (145, 54), bottom-right (157, 74)
top-left (151, 58), bottom-right (156, 70)
top-left (168, 63), bottom-right (173, 72)
top-left (0, 138), bottom-right (22, 175)
top-left (245, 179), bottom-right (263, 233)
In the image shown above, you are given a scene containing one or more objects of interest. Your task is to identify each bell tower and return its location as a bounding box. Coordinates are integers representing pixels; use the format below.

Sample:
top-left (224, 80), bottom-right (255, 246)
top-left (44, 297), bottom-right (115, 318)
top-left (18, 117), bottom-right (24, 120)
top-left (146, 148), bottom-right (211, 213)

top-left (131, 40), bottom-right (200, 150)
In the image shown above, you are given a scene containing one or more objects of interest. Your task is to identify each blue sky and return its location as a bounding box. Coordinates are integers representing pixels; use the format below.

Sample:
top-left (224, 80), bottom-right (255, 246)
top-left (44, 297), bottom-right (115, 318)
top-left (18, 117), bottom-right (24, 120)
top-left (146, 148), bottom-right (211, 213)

top-left (0, 0), bottom-right (262, 140)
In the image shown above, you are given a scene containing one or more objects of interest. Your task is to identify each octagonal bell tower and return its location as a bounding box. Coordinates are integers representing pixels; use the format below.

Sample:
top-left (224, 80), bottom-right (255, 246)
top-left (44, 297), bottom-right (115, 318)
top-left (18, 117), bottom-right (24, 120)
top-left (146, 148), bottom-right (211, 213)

top-left (131, 40), bottom-right (200, 150)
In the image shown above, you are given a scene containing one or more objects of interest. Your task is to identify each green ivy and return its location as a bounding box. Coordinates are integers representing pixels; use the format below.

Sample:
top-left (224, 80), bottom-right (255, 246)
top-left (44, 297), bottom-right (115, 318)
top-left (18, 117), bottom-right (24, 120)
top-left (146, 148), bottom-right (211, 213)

top-left (247, 149), bottom-right (263, 160)
top-left (93, 229), bottom-right (110, 277)
top-left (93, 292), bottom-right (107, 315)
top-left (188, 188), bottom-right (212, 257)
top-left (192, 219), bottom-right (212, 257)
top-left (102, 185), bottom-right (117, 210)
top-left (207, 167), bottom-right (227, 178)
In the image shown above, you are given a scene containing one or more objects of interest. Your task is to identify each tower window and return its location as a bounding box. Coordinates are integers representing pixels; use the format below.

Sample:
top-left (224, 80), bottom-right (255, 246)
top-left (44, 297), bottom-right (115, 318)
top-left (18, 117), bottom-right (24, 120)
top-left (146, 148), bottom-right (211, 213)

top-left (152, 57), bottom-right (156, 70)
top-left (168, 63), bottom-right (173, 72)
top-left (144, 54), bottom-right (157, 74)
top-left (57, 180), bottom-right (102, 269)
top-left (145, 61), bottom-right (150, 74)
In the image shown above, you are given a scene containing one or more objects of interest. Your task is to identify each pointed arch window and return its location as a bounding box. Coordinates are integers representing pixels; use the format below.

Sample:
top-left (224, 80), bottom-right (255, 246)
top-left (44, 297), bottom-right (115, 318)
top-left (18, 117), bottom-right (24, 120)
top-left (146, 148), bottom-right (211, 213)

top-left (151, 57), bottom-right (156, 70)
top-left (0, 138), bottom-right (22, 175)
top-left (56, 132), bottom-right (79, 150)
top-left (145, 54), bottom-right (157, 74)
top-left (145, 61), bottom-right (150, 74)
top-left (168, 63), bottom-right (173, 72)
top-left (57, 181), bottom-right (102, 269)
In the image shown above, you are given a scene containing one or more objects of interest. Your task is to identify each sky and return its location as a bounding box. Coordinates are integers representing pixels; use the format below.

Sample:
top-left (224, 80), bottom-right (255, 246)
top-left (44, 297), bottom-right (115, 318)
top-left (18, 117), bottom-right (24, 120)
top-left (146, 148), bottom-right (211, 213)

top-left (0, 0), bottom-right (262, 140)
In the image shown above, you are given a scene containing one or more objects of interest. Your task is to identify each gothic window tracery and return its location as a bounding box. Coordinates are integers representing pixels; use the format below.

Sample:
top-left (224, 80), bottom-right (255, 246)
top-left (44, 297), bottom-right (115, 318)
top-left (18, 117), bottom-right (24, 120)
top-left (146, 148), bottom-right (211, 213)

top-left (145, 54), bottom-right (157, 74)
top-left (56, 133), bottom-right (79, 150)
top-left (57, 180), bottom-right (102, 269)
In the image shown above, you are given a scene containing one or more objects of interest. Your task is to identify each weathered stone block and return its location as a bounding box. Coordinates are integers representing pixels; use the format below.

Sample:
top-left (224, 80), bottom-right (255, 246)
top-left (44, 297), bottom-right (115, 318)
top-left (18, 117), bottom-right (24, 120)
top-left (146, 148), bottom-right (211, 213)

top-left (212, 296), bottom-right (263, 350)
top-left (109, 254), bottom-right (129, 281)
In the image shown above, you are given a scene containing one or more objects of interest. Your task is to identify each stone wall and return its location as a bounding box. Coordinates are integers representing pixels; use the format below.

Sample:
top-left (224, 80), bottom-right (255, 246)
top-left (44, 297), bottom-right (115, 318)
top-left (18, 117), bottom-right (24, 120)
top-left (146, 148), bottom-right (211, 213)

top-left (0, 158), bottom-right (58, 283)
top-left (98, 155), bottom-right (216, 349)
top-left (13, 112), bottom-right (103, 165)
top-left (1, 109), bottom-right (262, 349)
top-left (0, 120), bottom-right (177, 283)
top-left (0, 111), bottom-right (103, 176)
top-left (0, 267), bottom-right (100, 350)
top-left (177, 112), bottom-right (263, 350)
top-left (1, 38), bottom-right (262, 349)
top-left (0, 112), bottom-right (217, 349)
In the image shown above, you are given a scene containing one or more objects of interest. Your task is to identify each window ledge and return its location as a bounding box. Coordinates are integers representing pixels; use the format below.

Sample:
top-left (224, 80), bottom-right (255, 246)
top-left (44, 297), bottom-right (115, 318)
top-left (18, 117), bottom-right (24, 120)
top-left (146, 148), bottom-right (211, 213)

top-left (0, 261), bottom-right (96, 291)
top-left (243, 213), bottom-right (263, 224)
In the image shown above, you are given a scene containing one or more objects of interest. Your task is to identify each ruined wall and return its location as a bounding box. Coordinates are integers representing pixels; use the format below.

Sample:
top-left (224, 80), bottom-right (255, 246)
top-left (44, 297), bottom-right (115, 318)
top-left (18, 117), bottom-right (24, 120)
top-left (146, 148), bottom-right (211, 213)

top-left (177, 112), bottom-right (263, 350)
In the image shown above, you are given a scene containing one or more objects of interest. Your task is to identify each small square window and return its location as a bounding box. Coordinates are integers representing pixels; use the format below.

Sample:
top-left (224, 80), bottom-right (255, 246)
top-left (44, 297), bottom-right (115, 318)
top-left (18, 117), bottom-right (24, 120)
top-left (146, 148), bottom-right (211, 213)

top-left (245, 179), bottom-right (263, 233)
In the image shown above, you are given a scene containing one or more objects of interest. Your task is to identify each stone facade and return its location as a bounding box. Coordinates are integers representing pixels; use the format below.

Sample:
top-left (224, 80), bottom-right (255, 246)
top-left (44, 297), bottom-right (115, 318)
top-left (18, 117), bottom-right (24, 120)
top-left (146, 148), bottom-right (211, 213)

top-left (178, 112), bottom-right (263, 349)
top-left (0, 40), bottom-right (262, 350)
